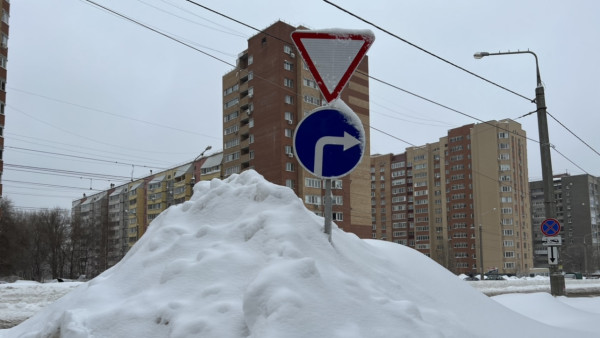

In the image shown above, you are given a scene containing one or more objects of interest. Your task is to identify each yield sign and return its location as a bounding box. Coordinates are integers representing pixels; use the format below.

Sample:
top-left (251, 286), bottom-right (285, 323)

top-left (291, 29), bottom-right (375, 103)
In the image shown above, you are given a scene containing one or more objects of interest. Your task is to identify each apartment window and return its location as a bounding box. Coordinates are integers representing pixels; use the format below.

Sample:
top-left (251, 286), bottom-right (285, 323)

top-left (247, 55), bottom-right (253, 65)
top-left (284, 60), bottom-right (293, 71)
top-left (391, 161), bottom-right (405, 169)
top-left (499, 143), bottom-right (510, 149)
top-left (1, 34), bottom-right (7, 49)
top-left (285, 128), bottom-right (292, 138)
top-left (504, 262), bottom-right (515, 269)
top-left (224, 111), bottom-right (239, 122)
top-left (0, 55), bottom-right (6, 69)
top-left (305, 178), bottom-right (321, 188)
top-left (414, 163), bottom-right (427, 170)
top-left (499, 153), bottom-right (510, 160)
top-left (284, 78), bottom-right (294, 88)
top-left (501, 208), bottom-right (513, 214)
top-left (283, 45), bottom-right (292, 54)
top-left (249, 134), bottom-right (254, 144)
top-left (305, 195), bottom-right (321, 205)
top-left (498, 132), bottom-right (509, 139)
top-left (332, 212), bottom-right (343, 221)
top-left (500, 175), bottom-right (511, 182)
top-left (224, 138), bottom-right (240, 149)
top-left (502, 218), bottom-right (513, 225)
top-left (332, 180), bottom-right (342, 189)
top-left (225, 165), bottom-right (240, 176)
top-left (285, 179), bottom-right (294, 189)
top-left (224, 98), bottom-right (239, 109)
top-left (303, 95), bottom-right (321, 106)
top-left (501, 196), bottom-right (513, 203)
top-left (331, 196), bottom-right (343, 205)
top-left (284, 111), bottom-right (293, 122)
top-left (501, 186), bottom-right (512, 192)
top-left (503, 229), bottom-right (514, 236)
top-left (499, 164), bottom-right (510, 171)
top-left (285, 95), bottom-right (294, 104)
top-left (224, 125), bottom-right (239, 135)
top-left (504, 251), bottom-right (515, 258)
top-left (286, 162), bottom-right (295, 172)
top-left (303, 78), bottom-right (318, 89)
top-left (503, 240), bottom-right (514, 247)
top-left (224, 151), bottom-right (240, 163)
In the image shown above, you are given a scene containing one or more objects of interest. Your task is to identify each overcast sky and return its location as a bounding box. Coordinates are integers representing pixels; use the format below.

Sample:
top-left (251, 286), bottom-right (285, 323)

top-left (4, 0), bottom-right (600, 210)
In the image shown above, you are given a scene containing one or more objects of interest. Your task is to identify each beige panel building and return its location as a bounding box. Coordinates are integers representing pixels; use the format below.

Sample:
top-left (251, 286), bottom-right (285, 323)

top-left (371, 120), bottom-right (533, 275)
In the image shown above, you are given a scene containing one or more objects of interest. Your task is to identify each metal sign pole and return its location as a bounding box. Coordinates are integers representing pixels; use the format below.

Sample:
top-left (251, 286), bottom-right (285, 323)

top-left (324, 178), bottom-right (332, 242)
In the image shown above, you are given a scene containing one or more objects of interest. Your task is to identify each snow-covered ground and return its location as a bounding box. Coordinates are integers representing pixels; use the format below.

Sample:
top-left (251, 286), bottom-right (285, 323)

top-left (2, 171), bottom-right (600, 337)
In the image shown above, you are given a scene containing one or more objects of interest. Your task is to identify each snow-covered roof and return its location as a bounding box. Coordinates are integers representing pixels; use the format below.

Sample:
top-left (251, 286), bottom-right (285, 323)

top-left (149, 175), bottom-right (165, 184)
top-left (174, 164), bottom-right (192, 178)
top-left (201, 153), bottom-right (223, 169)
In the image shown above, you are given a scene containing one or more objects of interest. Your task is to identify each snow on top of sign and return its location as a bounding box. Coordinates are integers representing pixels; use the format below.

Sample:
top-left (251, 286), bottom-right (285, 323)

top-left (329, 98), bottom-right (366, 147)
top-left (295, 28), bottom-right (375, 42)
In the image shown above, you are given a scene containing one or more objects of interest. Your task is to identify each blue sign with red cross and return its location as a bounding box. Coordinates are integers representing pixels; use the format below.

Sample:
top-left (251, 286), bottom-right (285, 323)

top-left (540, 218), bottom-right (561, 237)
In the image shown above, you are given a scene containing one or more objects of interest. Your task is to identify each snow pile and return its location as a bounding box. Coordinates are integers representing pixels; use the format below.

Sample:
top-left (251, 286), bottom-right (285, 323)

top-left (0, 171), bottom-right (587, 337)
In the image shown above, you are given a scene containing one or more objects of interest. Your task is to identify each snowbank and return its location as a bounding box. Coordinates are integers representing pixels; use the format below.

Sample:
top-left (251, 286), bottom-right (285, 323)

top-left (0, 171), bottom-right (587, 337)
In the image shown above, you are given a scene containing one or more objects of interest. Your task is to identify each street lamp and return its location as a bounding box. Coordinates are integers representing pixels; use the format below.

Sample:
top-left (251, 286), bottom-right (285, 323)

top-left (474, 50), bottom-right (564, 295)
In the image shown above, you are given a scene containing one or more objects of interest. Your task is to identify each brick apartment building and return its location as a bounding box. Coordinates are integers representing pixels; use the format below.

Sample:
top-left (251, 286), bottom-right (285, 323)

top-left (221, 21), bottom-right (372, 237)
top-left (0, 0), bottom-right (10, 202)
top-left (371, 120), bottom-right (534, 275)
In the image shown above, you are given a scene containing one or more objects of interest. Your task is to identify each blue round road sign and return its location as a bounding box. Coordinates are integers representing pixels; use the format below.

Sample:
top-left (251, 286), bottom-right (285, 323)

top-left (293, 101), bottom-right (365, 179)
top-left (541, 218), bottom-right (561, 237)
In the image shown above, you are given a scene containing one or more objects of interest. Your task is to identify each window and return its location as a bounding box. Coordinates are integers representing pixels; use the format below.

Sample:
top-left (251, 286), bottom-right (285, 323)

top-left (284, 78), bottom-right (293, 88)
top-left (303, 78), bottom-right (318, 89)
top-left (332, 212), bottom-right (343, 221)
top-left (224, 111), bottom-right (239, 122)
top-left (499, 143), bottom-right (510, 149)
top-left (285, 129), bottom-right (293, 138)
top-left (305, 195), bottom-right (321, 205)
top-left (284, 60), bottom-right (293, 71)
top-left (224, 125), bottom-right (239, 135)
top-left (248, 55), bottom-right (253, 65)
top-left (503, 240), bottom-right (514, 247)
top-left (224, 98), bottom-right (239, 109)
top-left (501, 186), bottom-right (512, 192)
top-left (224, 138), bottom-right (240, 149)
top-left (500, 175), bottom-right (511, 182)
top-left (503, 229), bottom-right (514, 236)
top-left (0, 55), bottom-right (6, 69)
top-left (286, 162), bottom-right (295, 172)
top-left (224, 151), bottom-right (240, 163)
top-left (504, 262), bottom-right (515, 269)
top-left (284, 111), bottom-right (293, 122)
top-left (285, 179), bottom-right (295, 189)
top-left (1, 34), bottom-right (7, 49)
top-left (225, 165), bottom-right (240, 176)
top-left (498, 132), bottom-right (509, 139)
top-left (284, 45), bottom-right (292, 54)
top-left (305, 178), bottom-right (321, 188)
top-left (499, 164), bottom-right (510, 171)
top-left (285, 95), bottom-right (294, 104)
top-left (303, 95), bottom-right (321, 105)
top-left (499, 153), bottom-right (510, 160)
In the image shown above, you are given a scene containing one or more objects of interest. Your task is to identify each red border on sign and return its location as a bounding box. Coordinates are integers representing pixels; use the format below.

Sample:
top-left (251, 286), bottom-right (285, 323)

top-left (540, 218), bottom-right (561, 237)
top-left (291, 31), bottom-right (374, 103)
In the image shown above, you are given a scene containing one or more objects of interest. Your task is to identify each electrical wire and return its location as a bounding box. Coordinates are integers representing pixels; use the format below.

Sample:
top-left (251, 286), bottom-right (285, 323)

top-left (5, 146), bottom-right (165, 169)
top-left (321, 0), bottom-right (532, 102)
top-left (546, 111), bottom-right (600, 158)
top-left (80, 0), bottom-right (592, 176)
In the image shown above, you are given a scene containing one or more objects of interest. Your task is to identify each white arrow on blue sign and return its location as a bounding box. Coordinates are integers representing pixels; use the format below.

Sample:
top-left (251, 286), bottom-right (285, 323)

top-left (293, 99), bottom-right (365, 179)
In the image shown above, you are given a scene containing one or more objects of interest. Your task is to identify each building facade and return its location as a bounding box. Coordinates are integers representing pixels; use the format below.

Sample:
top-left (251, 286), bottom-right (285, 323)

top-left (71, 153), bottom-right (220, 276)
top-left (371, 120), bottom-right (534, 276)
top-left (0, 0), bottom-right (10, 201)
top-left (531, 174), bottom-right (600, 274)
top-left (221, 21), bottom-right (372, 237)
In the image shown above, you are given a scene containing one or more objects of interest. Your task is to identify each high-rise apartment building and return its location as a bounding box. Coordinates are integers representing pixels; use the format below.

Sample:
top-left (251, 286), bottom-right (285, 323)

top-left (221, 21), bottom-right (372, 237)
top-left (0, 0), bottom-right (9, 201)
top-left (371, 120), bottom-right (534, 275)
top-left (531, 174), bottom-right (600, 273)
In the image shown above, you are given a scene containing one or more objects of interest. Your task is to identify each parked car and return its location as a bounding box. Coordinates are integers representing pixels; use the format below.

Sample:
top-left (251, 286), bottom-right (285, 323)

top-left (464, 274), bottom-right (479, 281)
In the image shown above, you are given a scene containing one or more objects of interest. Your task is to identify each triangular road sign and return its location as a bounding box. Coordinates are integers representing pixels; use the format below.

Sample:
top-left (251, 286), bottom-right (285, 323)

top-left (291, 29), bottom-right (375, 103)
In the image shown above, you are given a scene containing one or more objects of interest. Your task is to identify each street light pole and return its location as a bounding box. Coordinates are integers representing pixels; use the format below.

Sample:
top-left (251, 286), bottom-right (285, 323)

top-left (474, 50), bottom-right (565, 296)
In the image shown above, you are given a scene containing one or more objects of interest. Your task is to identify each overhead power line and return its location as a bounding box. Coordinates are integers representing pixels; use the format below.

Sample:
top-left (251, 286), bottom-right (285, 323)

top-left (83, 0), bottom-right (590, 173)
top-left (322, 0), bottom-right (532, 102)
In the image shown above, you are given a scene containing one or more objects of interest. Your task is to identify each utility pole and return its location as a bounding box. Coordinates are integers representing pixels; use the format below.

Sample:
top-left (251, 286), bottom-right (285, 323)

top-left (474, 50), bottom-right (565, 296)
top-left (479, 225), bottom-right (484, 280)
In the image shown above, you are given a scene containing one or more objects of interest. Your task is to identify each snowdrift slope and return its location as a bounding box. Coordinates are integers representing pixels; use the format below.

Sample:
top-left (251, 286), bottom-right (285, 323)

top-left (3, 171), bottom-right (577, 337)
